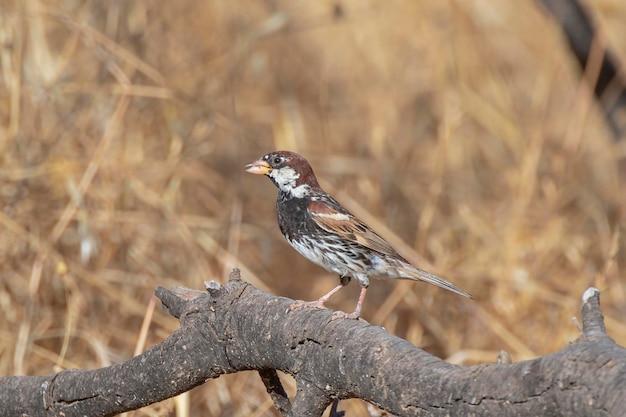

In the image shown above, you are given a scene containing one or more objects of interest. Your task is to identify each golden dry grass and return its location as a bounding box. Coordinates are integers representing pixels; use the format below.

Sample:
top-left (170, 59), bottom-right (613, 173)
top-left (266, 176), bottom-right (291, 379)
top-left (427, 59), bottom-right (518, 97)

top-left (1, 0), bottom-right (625, 416)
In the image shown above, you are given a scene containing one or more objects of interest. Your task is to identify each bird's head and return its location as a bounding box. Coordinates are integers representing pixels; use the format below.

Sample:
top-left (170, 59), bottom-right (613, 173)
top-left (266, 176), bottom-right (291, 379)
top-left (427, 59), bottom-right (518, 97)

top-left (245, 151), bottom-right (321, 197)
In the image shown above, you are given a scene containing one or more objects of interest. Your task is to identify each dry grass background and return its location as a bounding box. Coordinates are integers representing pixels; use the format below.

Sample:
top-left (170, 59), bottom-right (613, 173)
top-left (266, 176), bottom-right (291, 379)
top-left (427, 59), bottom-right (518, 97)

top-left (1, 0), bottom-right (625, 416)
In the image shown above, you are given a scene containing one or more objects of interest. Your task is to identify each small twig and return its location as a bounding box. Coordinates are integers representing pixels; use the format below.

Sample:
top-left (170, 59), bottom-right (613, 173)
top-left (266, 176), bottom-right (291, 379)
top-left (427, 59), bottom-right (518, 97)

top-left (496, 350), bottom-right (512, 365)
top-left (288, 380), bottom-right (332, 417)
top-left (329, 399), bottom-right (345, 417)
top-left (580, 287), bottom-right (610, 343)
top-left (155, 286), bottom-right (193, 318)
top-left (258, 369), bottom-right (291, 415)
top-left (571, 317), bottom-right (585, 341)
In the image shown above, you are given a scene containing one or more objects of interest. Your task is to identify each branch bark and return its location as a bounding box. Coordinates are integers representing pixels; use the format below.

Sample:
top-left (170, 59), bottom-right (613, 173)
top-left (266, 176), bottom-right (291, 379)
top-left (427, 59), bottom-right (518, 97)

top-left (1, 269), bottom-right (624, 416)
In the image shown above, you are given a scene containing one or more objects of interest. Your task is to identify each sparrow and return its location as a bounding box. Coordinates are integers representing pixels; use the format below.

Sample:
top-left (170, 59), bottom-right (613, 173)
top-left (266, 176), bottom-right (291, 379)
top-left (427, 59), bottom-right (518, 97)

top-left (245, 150), bottom-right (472, 319)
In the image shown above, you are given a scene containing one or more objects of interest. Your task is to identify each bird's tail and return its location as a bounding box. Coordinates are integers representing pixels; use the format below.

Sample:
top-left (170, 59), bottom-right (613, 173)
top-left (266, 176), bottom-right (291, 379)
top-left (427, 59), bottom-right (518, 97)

top-left (395, 263), bottom-right (473, 299)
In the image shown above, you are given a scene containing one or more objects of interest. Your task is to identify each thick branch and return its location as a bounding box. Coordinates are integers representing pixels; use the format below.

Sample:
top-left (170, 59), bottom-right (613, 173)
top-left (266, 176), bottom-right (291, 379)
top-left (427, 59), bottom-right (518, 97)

top-left (0, 271), bottom-right (624, 416)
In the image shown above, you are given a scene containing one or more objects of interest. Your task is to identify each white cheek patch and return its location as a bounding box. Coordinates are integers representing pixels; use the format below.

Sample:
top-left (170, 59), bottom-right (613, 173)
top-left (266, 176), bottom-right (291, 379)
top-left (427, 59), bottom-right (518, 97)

top-left (270, 166), bottom-right (299, 189)
top-left (270, 167), bottom-right (312, 197)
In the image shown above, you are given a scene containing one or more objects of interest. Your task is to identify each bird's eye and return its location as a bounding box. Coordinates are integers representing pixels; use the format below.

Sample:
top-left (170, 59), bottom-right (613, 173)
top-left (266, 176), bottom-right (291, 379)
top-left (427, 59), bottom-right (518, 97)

top-left (272, 156), bottom-right (283, 165)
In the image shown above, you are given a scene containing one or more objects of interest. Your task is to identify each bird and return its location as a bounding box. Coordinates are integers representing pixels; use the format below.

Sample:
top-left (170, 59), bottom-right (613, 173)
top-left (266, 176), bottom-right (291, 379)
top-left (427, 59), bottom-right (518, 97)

top-left (245, 150), bottom-right (472, 319)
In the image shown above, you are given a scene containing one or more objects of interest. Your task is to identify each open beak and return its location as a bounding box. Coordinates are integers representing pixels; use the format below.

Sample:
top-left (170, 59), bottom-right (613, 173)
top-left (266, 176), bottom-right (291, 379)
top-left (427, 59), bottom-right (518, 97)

top-left (245, 158), bottom-right (272, 175)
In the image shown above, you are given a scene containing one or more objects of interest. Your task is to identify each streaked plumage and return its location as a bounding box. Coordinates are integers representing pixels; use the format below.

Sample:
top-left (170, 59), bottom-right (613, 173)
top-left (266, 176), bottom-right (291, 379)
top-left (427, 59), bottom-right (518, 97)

top-left (245, 150), bottom-right (472, 319)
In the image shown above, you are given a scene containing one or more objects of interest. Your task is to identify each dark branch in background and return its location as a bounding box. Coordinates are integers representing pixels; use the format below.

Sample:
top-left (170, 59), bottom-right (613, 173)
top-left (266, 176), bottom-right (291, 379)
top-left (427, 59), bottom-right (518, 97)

top-left (0, 269), bottom-right (624, 416)
top-left (538, 0), bottom-right (626, 139)
top-left (259, 369), bottom-right (291, 415)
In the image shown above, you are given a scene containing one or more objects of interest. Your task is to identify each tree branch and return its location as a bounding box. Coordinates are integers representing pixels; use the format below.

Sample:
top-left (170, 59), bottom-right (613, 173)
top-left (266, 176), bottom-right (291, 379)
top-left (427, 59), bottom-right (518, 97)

top-left (258, 368), bottom-right (291, 415)
top-left (1, 269), bottom-right (624, 416)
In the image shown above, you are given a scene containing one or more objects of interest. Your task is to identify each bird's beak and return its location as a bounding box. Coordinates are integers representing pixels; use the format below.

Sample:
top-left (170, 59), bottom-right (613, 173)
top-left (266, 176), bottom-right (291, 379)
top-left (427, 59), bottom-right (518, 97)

top-left (245, 158), bottom-right (272, 175)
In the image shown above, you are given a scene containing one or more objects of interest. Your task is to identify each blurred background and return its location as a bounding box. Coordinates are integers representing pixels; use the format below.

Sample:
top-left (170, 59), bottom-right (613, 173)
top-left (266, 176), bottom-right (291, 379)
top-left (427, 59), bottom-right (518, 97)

top-left (1, 0), bottom-right (625, 416)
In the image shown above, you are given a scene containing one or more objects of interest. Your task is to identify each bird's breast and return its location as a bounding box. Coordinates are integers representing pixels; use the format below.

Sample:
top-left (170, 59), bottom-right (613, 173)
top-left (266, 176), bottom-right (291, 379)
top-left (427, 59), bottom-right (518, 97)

top-left (276, 193), bottom-right (314, 242)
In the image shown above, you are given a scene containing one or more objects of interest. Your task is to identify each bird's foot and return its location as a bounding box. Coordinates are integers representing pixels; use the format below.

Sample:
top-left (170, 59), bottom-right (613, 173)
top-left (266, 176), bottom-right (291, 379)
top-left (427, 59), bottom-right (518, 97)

top-left (289, 300), bottom-right (329, 311)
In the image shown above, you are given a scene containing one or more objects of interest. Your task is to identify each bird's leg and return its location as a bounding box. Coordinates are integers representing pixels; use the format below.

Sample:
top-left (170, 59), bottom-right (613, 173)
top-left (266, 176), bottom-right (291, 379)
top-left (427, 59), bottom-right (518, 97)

top-left (331, 285), bottom-right (368, 321)
top-left (290, 276), bottom-right (350, 311)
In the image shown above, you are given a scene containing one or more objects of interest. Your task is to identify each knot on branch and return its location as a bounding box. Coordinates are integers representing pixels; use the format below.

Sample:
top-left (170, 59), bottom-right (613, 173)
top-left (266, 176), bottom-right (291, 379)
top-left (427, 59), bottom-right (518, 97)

top-left (228, 268), bottom-right (242, 282)
top-left (204, 280), bottom-right (223, 296)
top-left (580, 287), bottom-right (612, 343)
top-left (156, 270), bottom-right (248, 319)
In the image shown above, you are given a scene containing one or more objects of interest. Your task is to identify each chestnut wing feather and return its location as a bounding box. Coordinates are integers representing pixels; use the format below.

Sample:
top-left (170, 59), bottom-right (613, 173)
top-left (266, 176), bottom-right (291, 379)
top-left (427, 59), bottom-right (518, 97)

top-left (308, 198), bottom-right (401, 258)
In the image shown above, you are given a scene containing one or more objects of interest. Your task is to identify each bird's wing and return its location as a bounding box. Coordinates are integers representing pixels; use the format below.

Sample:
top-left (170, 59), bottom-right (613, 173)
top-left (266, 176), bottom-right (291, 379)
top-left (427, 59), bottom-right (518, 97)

top-left (307, 198), bottom-right (402, 258)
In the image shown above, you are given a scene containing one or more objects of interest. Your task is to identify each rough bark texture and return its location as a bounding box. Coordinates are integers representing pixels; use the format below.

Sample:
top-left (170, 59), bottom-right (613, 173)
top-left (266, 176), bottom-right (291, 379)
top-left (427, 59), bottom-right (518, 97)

top-left (0, 270), bottom-right (624, 416)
